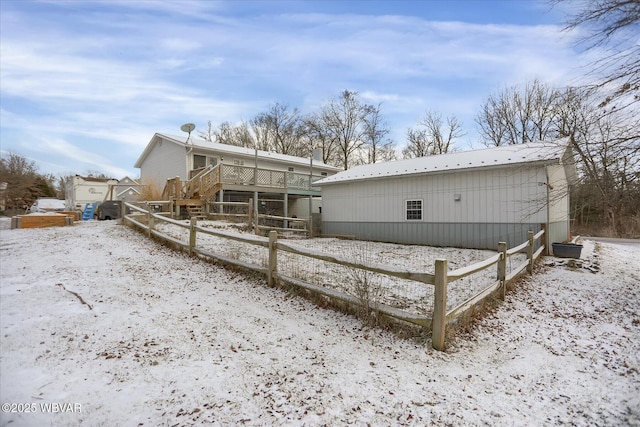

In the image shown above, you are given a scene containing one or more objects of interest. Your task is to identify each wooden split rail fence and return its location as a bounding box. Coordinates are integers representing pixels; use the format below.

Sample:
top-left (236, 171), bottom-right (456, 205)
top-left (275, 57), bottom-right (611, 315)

top-left (124, 201), bottom-right (545, 351)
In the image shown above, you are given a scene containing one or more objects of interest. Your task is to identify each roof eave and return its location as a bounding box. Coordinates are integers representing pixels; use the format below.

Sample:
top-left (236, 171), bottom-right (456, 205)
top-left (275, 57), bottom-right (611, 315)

top-left (315, 158), bottom-right (561, 186)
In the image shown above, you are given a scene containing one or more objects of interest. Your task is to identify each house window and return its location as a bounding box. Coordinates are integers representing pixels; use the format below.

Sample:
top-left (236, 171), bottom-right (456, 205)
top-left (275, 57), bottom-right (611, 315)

top-left (406, 199), bottom-right (422, 221)
top-left (193, 155), bottom-right (218, 170)
top-left (288, 167), bottom-right (294, 172)
top-left (193, 155), bottom-right (206, 169)
top-left (321, 172), bottom-right (328, 176)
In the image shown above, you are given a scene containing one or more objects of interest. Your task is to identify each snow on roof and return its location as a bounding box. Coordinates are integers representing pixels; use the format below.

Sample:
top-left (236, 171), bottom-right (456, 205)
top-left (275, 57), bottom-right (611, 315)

top-left (154, 133), bottom-right (341, 171)
top-left (316, 140), bottom-right (570, 186)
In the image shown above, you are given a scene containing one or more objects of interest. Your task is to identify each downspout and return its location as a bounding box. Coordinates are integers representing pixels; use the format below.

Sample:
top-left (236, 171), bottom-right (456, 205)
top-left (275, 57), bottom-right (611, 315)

top-left (254, 145), bottom-right (258, 231)
top-left (545, 165), bottom-right (551, 255)
top-left (183, 141), bottom-right (193, 218)
top-left (186, 143), bottom-right (193, 183)
top-left (309, 151), bottom-right (313, 236)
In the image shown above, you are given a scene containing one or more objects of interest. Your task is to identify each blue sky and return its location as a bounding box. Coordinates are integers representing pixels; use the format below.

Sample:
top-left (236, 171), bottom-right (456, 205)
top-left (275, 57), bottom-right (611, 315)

top-left (0, 0), bottom-right (591, 179)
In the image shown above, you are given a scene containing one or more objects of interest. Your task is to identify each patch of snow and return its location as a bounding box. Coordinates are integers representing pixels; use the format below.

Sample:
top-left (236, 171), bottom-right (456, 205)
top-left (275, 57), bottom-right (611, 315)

top-left (1, 221), bottom-right (638, 425)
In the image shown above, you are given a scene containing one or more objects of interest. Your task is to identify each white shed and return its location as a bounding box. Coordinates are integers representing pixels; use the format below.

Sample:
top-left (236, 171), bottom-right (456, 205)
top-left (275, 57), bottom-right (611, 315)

top-left (315, 140), bottom-right (577, 252)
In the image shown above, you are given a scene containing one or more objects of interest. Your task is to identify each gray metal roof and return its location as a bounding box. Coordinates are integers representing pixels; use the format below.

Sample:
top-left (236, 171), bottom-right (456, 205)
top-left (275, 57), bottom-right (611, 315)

top-left (316, 139), bottom-right (571, 186)
top-left (135, 133), bottom-right (341, 171)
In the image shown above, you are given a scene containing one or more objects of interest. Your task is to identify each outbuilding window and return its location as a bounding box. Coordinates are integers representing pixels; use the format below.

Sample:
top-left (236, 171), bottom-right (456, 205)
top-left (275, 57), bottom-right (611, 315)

top-left (406, 199), bottom-right (422, 220)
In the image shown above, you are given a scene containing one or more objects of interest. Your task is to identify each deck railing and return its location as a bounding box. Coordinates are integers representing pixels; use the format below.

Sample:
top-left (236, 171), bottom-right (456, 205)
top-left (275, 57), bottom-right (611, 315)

top-left (164, 165), bottom-right (327, 202)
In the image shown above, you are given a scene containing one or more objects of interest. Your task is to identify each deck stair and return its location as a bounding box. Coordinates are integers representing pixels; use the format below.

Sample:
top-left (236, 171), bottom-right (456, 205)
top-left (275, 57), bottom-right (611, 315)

top-left (186, 204), bottom-right (205, 219)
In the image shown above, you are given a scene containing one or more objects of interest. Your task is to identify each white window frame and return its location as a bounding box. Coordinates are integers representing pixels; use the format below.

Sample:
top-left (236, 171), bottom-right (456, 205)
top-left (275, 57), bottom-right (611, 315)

top-left (193, 155), bottom-right (218, 169)
top-left (193, 154), bottom-right (207, 169)
top-left (405, 199), bottom-right (423, 221)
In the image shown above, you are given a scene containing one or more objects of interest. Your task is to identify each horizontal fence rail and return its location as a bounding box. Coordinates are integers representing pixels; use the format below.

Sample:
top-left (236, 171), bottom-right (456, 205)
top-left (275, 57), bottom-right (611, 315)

top-left (123, 202), bottom-right (546, 351)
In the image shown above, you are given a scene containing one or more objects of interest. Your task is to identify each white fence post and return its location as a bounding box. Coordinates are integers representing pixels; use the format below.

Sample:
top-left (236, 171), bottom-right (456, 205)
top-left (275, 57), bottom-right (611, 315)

top-left (117, 200), bottom-right (125, 225)
top-left (268, 231), bottom-right (278, 286)
top-left (498, 242), bottom-right (507, 299)
top-left (432, 259), bottom-right (448, 351)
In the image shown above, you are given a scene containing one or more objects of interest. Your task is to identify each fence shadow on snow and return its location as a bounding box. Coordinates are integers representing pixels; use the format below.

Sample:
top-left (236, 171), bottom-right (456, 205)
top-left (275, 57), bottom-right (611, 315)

top-left (123, 201), bottom-right (545, 351)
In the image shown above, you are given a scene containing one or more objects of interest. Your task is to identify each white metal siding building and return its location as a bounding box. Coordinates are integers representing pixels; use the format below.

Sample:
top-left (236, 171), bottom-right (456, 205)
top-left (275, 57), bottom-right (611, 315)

top-left (316, 141), bottom-right (576, 251)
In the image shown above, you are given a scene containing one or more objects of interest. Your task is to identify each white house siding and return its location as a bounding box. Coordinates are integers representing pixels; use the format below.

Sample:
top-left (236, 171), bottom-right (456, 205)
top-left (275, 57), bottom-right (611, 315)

top-left (321, 165), bottom-right (550, 249)
top-left (546, 163), bottom-right (571, 247)
top-left (139, 141), bottom-right (186, 187)
top-left (135, 134), bottom-right (340, 192)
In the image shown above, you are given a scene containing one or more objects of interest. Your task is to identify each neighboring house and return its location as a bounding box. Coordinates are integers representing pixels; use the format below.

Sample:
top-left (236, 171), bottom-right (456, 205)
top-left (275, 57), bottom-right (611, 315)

top-left (315, 140), bottom-right (577, 253)
top-left (134, 133), bottom-right (341, 218)
top-left (105, 176), bottom-right (143, 203)
top-left (65, 175), bottom-right (118, 211)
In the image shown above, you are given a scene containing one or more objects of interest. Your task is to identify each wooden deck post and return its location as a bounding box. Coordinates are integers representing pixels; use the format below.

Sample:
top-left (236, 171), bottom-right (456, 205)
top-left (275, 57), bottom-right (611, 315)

top-left (189, 217), bottom-right (197, 256)
top-left (146, 203), bottom-right (154, 238)
top-left (248, 198), bottom-right (254, 232)
top-left (268, 231), bottom-right (278, 287)
top-left (498, 242), bottom-right (507, 299)
top-left (527, 231), bottom-right (534, 273)
top-left (432, 259), bottom-right (448, 351)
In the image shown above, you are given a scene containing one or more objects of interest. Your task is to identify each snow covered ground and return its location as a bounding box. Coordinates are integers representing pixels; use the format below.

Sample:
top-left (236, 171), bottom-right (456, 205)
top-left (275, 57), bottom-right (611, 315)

top-left (0, 219), bottom-right (638, 426)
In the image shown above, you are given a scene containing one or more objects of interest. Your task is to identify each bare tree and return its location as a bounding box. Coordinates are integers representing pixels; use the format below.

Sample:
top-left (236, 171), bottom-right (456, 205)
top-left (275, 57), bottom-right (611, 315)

top-left (554, 0), bottom-right (640, 106)
top-left (403, 128), bottom-right (430, 158)
top-left (476, 80), bottom-right (560, 146)
top-left (301, 113), bottom-right (340, 165)
top-left (249, 113), bottom-right (272, 151)
top-left (476, 78), bottom-right (639, 236)
top-left (320, 90), bottom-right (370, 170)
top-left (554, 86), bottom-right (640, 236)
top-left (403, 110), bottom-right (463, 158)
top-left (198, 120), bottom-right (255, 148)
top-left (263, 102), bottom-right (305, 156)
top-left (361, 103), bottom-right (396, 164)
top-left (232, 121), bottom-right (255, 148)
top-left (213, 121), bottom-right (236, 145)
top-left (198, 120), bottom-right (216, 142)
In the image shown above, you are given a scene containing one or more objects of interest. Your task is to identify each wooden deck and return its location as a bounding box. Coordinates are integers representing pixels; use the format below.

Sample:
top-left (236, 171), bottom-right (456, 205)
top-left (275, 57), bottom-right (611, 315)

top-left (165, 164), bottom-right (324, 202)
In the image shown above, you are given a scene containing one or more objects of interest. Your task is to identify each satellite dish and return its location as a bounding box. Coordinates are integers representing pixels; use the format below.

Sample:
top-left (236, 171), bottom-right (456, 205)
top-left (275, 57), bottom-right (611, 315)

top-left (180, 123), bottom-right (195, 134)
top-left (180, 123), bottom-right (196, 144)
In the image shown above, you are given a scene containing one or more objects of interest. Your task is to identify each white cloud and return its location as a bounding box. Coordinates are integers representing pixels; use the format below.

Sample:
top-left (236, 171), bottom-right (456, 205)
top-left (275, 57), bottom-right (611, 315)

top-left (0, 1), bottom-right (596, 176)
